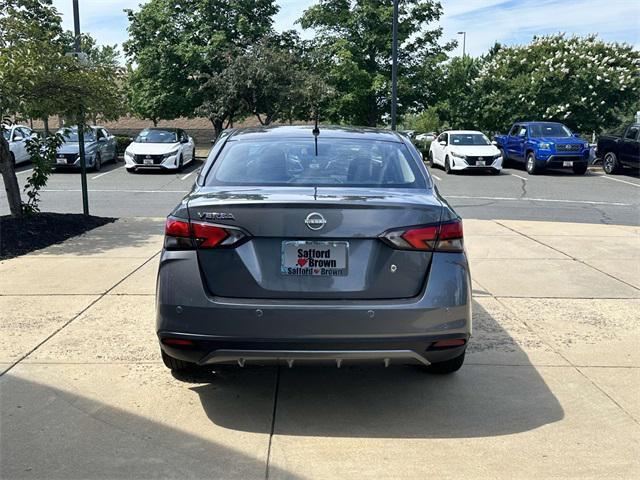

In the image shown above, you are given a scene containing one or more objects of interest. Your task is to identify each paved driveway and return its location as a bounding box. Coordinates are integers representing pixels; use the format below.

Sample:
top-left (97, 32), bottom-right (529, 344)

top-left (1, 218), bottom-right (638, 479)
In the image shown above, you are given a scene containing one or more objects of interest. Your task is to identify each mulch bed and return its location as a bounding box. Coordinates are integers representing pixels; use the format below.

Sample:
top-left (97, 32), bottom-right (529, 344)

top-left (0, 213), bottom-right (115, 260)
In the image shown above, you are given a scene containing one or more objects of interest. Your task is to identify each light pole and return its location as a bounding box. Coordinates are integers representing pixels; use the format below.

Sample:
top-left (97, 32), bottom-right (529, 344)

top-left (457, 31), bottom-right (466, 58)
top-left (390, 0), bottom-right (399, 130)
top-left (72, 0), bottom-right (89, 215)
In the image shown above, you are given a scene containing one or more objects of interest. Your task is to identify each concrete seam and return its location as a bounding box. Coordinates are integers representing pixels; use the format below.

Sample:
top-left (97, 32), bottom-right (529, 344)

top-left (265, 365), bottom-right (281, 480)
top-left (494, 220), bottom-right (640, 292)
top-left (0, 252), bottom-right (160, 377)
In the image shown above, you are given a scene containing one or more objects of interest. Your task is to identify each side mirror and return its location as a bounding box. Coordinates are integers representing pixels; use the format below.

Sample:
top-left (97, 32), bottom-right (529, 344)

top-left (30, 133), bottom-right (39, 139)
top-left (439, 141), bottom-right (446, 147)
top-left (181, 137), bottom-right (189, 144)
top-left (573, 133), bottom-right (580, 138)
top-left (13, 135), bottom-right (24, 142)
top-left (491, 140), bottom-right (498, 146)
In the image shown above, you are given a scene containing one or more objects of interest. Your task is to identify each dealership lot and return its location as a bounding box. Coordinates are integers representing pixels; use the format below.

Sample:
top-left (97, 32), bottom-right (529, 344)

top-left (1, 156), bottom-right (639, 479)
top-left (3, 157), bottom-right (639, 225)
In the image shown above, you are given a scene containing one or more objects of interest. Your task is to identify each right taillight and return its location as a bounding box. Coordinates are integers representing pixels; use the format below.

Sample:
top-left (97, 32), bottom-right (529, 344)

top-left (380, 219), bottom-right (464, 253)
top-left (164, 217), bottom-right (249, 250)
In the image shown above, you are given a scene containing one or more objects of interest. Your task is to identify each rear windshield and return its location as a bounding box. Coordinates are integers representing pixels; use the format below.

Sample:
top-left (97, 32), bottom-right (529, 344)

top-left (205, 138), bottom-right (426, 188)
top-left (135, 129), bottom-right (177, 143)
top-left (450, 133), bottom-right (490, 145)
top-left (529, 124), bottom-right (572, 138)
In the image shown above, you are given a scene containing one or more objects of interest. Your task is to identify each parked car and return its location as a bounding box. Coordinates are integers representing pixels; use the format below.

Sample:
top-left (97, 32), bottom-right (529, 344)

top-left (54, 126), bottom-right (117, 171)
top-left (428, 130), bottom-right (502, 174)
top-left (494, 121), bottom-right (589, 175)
top-left (2, 124), bottom-right (37, 165)
top-left (597, 123), bottom-right (639, 174)
top-left (157, 125), bottom-right (471, 375)
top-left (415, 132), bottom-right (436, 143)
top-left (124, 128), bottom-right (195, 172)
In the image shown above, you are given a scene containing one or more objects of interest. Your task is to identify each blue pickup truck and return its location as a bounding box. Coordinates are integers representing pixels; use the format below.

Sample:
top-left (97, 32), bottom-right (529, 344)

top-left (494, 122), bottom-right (590, 175)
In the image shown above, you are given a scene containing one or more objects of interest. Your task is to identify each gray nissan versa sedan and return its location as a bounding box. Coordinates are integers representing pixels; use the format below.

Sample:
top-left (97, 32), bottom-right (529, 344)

top-left (157, 126), bottom-right (472, 375)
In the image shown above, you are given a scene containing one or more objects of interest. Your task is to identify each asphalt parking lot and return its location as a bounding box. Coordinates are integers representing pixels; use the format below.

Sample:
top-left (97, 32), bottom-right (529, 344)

top-left (1, 154), bottom-right (639, 479)
top-left (3, 155), bottom-right (639, 226)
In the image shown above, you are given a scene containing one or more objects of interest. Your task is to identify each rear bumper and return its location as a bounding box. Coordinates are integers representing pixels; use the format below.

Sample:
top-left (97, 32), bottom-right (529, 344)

top-left (159, 335), bottom-right (469, 367)
top-left (156, 250), bottom-right (472, 365)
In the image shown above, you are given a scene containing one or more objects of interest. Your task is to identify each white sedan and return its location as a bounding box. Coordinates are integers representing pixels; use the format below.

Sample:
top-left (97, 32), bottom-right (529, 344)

top-left (3, 124), bottom-right (36, 165)
top-left (428, 130), bottom-right (503, 174)
top-left (124, 128), bottom-right (195, 172)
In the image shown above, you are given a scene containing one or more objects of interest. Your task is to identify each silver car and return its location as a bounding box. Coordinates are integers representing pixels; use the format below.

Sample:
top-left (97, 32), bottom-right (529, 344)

top-left (53, 126), bottom-right (117, 171)
top-left (157, 126), bottom-right (471, 375)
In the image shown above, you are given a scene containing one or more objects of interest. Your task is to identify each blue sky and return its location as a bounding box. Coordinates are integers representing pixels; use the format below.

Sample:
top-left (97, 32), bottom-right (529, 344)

top-left (52, 0), bottom-right (640, 60)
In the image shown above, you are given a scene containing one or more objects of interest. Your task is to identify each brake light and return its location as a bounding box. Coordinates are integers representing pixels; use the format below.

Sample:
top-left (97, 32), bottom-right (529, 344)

top-left (164, 216), bottom-right (248, 250)
top-left (380, 220), bottom-right (463, 252)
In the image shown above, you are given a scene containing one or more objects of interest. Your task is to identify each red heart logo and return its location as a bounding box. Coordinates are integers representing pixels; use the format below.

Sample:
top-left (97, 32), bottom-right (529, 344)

top-left (297, 258), bottom-right (307, 267)
top-left (314, 269), bottom-right (320, 274)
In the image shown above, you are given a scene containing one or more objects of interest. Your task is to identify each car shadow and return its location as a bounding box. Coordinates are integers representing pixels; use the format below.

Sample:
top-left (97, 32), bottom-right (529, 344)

top-left (189, 299), bottom-right (564, 439)
top-left (1, 374), bottom-right (298, 479)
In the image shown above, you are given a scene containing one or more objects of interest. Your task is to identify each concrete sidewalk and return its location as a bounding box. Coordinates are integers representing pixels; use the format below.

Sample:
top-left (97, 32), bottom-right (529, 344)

top-left (1, 218), bottom-right (639, 479)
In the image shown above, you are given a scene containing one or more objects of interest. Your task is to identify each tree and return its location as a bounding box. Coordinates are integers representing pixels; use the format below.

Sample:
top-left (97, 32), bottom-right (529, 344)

top-left (124, 0), bottom-right (279, 132)
top-left (299, 0), bottom-right (454, 126)
top-left (432, 55), bottom-right (482, 130)
top-left (0, 0), bottom-right (125, 217)
top-left (473, 34), bottom-right (640, 134)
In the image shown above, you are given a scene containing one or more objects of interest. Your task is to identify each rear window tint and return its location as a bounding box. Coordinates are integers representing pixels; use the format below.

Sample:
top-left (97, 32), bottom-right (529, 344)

top-left (206, 138), bottom-right (426, 188)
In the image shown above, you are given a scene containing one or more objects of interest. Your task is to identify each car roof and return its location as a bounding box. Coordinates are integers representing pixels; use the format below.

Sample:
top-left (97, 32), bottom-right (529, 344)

top-left (227, 125), bottom-right (405, 143)
top-left (517, 121), bottom-right (565, 126)
top-left (445, 130), bottom-right (486, 134)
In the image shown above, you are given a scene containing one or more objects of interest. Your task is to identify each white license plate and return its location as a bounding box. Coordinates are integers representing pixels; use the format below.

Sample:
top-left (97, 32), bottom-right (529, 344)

top-left (282, 241), bottom-right (348, 276)
top-left (56, 157), bottom-right (66, 164)
top-left (476, 160), bottom-right (486, 166)
top-left (563, 161), bottom-right (573, 167)
top-left (143, 158), bottom-right (154, 165)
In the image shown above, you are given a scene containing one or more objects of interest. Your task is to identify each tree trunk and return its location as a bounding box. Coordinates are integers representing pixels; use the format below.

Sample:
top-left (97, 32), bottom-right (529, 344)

top-left (42, 117), bottom-right (50, 136)
top-left (0, 134), bottom-right (23, 218)
top-left (211, 117), bottom-right (224, 139)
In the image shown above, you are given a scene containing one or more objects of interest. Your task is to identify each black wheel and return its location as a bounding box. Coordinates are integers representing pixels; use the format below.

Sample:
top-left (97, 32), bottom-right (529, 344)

top-left (177, 155), bottom-right (184, 171)
top-left (192, 148), bottom-right (196, 162)
top-left (490, 168), bottom-right (501, 175)
top-left (126, 168), bottom-right (136, 174)
top-left (602, 152), bottom-right (621, 174)
top-left (526, 152), bottom-right (541, 175)
top-left (572, 162), bottom-right (588, 175)
top-left (161, 350), bottom-right (197, 372)
top-left (445, 156), bottom-right (453, 174)
top-left (424, 352), bottom-right (465, 374)
top-left (500, 148), bottom-right (509, 167)
top-left (93, 154), bottom-right (102, 172)
top-left (428, 151), bottom-right (434, 167)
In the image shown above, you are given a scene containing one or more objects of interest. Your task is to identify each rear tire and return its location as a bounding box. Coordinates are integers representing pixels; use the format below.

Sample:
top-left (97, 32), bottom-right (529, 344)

top-left (161, 350), bottom-right (196, 372)
top-left (572, 163), bottom-right (588, 175)
top-left (424, 352), bottom-right (465, 374)
top-left (603, 152), bottom-right (621, 174)
top-left (526, 152), bottom-right (541, 175)
top-left (490, 168), bottom-right (500, 175)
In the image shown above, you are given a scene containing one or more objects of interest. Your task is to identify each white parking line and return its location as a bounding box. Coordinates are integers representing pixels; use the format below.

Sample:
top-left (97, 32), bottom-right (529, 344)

top-left (446, 195), bottom-right (631, 206)
top-left (91, 168), bottom-right (119, 180)
top-left (432, 174), bottom-right (442, 181)
top-left (16, 169), bottom-right (32, 176)
top-left (43, 189), bottom-right (190, 194)
top-left (508, 173), bottom-right (528, 181)
top-left (180, 171), bottom-right (195, 181)
top-left (598, 175), bottom-right (640, 188)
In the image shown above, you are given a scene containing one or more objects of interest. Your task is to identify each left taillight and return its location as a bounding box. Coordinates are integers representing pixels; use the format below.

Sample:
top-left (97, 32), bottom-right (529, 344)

top-left (164, 217), bottom-right (248, 250)
top-left (380, 219), bottom-right (464, 253)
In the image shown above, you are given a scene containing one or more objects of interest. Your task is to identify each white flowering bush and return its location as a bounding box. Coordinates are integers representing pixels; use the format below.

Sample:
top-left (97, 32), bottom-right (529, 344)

top-left (473, 34), bottom-right (640, 134)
